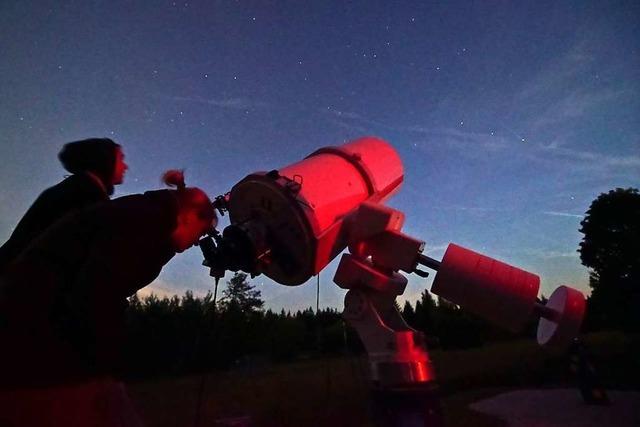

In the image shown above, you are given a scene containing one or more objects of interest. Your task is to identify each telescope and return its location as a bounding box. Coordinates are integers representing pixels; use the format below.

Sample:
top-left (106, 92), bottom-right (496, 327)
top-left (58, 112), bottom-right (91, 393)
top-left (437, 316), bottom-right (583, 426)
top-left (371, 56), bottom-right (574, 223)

top-left (199, 137), bottom-right (586, 423)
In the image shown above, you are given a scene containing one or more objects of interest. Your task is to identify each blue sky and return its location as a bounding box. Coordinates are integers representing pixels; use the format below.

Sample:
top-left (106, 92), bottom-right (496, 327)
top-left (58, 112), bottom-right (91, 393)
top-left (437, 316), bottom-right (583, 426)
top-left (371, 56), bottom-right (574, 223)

top-left (1, 1), bottom-right (638, 311)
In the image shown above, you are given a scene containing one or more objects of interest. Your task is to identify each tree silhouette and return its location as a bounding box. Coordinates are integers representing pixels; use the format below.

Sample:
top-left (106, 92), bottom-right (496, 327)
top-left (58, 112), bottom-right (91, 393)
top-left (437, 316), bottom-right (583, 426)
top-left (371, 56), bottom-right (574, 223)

top-left (220, 272), bottom-right (264, 313)
top-left (402, 300), bottom-right (416, 326)
top-left (414, 290), bottom-right (436, 333)
top-left (579, 187), bottom-right (640, 331)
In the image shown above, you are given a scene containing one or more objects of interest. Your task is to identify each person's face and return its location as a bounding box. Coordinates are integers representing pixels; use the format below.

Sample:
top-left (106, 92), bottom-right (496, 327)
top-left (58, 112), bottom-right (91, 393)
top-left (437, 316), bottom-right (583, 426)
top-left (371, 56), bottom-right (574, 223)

top-left (112, 147), bottom-right (128, 185)
top-left (171, 211), bottom-right (213, 253)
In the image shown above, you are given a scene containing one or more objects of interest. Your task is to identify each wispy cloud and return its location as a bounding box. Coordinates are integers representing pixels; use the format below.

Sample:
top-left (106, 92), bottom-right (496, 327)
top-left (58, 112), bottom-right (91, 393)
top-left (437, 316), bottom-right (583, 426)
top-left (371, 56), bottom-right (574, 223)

top-left (511, 33), bottom-right (637, 174)
top-left (542, 211), bottom-right (584, 219)
top-left (438, 204), bottom-right (508, 215)
top-left (327, 117), bottom-right (368, 134)
top-left (323, 109), bottom-right (509, 152)
top-left (529, 88), bottom-right (625, 130)
top-left (536, 143), bottom-right (640, 170)
top-left (515, 37), bottom-right (640, 173)
top-left (324, 108), bottom-right (394, 131)
top-left (517, 38), bottom-right (597, 102)
top-left (168, 95), bottom-right (269, 110)
top-left (525, 249), bottom-right (580, 259)
top-left (406, 127), bottom-right (510, 152)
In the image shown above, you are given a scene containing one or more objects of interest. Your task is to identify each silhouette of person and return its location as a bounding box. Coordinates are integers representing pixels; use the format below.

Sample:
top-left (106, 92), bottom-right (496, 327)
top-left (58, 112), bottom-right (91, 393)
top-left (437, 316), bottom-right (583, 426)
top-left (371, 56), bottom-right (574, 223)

top-left (0, 138), bottom-right (128, 273)
top-left (0, 171), bottom-right (216, 427)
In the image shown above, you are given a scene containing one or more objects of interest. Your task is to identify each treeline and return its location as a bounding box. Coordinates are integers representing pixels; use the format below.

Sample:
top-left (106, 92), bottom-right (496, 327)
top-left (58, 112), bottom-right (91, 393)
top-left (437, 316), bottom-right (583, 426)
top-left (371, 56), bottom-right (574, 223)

top-left (121, 274), bottom-right (535, 380)
top-left (123, 291), bottom-right (354, 379)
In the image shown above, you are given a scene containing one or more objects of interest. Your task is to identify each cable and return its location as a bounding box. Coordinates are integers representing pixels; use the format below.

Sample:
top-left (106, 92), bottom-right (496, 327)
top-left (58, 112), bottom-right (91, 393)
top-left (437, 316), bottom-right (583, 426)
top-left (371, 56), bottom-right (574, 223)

top-left (316, 272), bottom-right (320, 314)
top-left (192, 278), bottom-right (219, 427)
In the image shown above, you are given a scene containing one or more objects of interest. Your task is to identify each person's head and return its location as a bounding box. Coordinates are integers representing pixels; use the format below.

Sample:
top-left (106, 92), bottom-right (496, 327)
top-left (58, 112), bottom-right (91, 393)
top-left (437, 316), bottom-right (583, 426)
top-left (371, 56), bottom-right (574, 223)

top-left (58, 138), bottom-right (128, 195)
top-left (111, 147), bottom-right (128, 185)
top-left (163, 170), bottom-right (217, 253)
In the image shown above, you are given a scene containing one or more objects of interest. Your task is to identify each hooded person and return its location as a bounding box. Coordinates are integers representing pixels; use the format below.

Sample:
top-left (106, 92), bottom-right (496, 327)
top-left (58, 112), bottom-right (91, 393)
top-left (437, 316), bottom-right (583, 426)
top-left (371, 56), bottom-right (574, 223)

top-left (0, 170), bottom-right (216, 427)
top-left (0, 138), bottom-right (128, 273)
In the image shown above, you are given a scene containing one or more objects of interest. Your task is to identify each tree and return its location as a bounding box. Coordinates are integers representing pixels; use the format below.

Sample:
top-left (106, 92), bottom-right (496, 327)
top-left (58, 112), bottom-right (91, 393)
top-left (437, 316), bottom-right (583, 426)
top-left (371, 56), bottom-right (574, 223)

top-left (579, 187), bottom-right (640, 331)
top-left (402, 300), bottom-right (416, 326)
top-left (414, 290), bottom-right (436, 332)
top-left (220, 272), bottom-right (264, 313)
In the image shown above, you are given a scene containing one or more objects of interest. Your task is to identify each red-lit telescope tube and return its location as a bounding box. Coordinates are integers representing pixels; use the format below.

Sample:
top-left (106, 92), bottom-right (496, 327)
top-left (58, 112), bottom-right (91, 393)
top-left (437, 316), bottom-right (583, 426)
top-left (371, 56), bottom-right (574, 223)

top-left (225, 137), bottom-right (404, 286)
top-left (429, 244), bottom-right (540, 332)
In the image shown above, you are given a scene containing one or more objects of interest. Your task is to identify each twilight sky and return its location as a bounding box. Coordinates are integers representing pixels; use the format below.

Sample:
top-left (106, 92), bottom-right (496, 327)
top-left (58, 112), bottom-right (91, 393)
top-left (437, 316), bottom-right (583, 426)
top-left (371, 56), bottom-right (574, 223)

top-left (1, 0), bottom-right (638, 311)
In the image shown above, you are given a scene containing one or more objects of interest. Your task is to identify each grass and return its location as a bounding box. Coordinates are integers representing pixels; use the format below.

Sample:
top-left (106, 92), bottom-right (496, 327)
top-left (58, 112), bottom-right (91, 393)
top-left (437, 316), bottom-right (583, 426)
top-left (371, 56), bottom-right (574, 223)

top-left (126, 332), bottom-right (636, 427)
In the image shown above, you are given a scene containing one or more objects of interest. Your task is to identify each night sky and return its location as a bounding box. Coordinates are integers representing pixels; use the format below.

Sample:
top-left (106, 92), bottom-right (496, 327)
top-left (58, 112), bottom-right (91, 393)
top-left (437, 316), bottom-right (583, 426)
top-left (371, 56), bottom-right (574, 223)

top-left (1, 1), bottom-right (638, 311)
